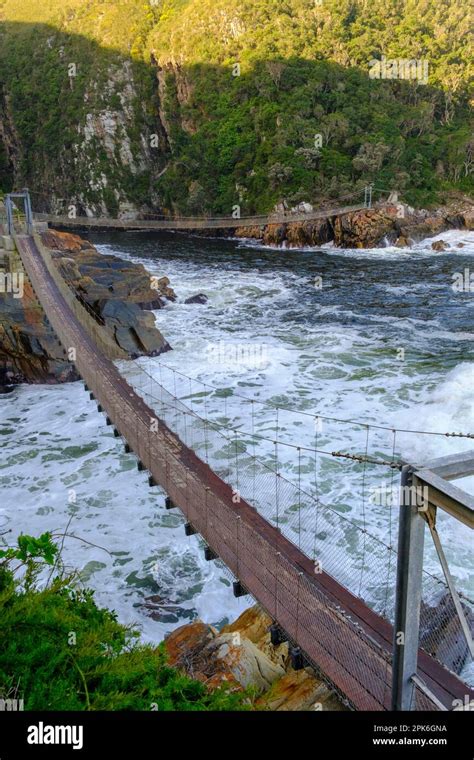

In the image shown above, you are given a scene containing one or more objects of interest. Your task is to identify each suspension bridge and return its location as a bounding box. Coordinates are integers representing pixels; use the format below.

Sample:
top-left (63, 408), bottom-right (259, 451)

top-left (4, 185), bottom-right (389, 233)
top-left (1, 191), bottom-right (473, 712)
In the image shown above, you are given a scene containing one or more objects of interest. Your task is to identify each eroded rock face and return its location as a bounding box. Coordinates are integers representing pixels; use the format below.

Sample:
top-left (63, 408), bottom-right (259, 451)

top-left (257, 669), bottom-right (346, 711)
top-left (263, 223), bottom-right (288, 246)
top-left (164, 604), bottom-right (348, 709)
top-left (333, 208), bottom-right (398, 248)
top-left (232, 202), bottom-right (473, 249)
top-left (234, 226), bottom-right (264, 239)
top-left (0, 229), bottom-right (173, 384)
top-left (285, 218), bottom-right (333, 247)
top-left (205, 634), bottom-right (285, 692)
top-left (43, 229), bottom-right (173, 358)
top-left (0, 277), bottom-right (79, 386)
top-left (464, 211), bottom-right (474, 230)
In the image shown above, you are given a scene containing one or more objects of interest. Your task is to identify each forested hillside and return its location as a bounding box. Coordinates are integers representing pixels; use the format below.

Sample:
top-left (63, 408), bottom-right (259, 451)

top-left (0, 0), bottom-right (472, 215)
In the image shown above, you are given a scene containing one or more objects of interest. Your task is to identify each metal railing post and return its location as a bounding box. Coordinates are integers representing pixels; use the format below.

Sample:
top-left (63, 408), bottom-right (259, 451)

top-left (392, 465), bottom-right (425, 710)
top-left (5, 195), bottom-right (14, 235)
top-left (24, 188), bottom-right (33, 235)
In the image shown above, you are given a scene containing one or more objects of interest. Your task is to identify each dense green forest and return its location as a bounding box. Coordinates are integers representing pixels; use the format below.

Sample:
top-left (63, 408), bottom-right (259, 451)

top-left (0, 0), bottom-right (472, 214)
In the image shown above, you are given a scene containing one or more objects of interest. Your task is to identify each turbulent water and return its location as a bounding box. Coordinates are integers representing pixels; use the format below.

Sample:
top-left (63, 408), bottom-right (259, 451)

top-left (1, 229), bottom-right (473, 667)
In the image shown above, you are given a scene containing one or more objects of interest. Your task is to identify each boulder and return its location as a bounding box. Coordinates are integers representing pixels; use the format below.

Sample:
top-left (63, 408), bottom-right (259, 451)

top-left (162, 605), bottom-right (347, 709)
top-left (221, 605), bottom-right (289, 668)
top-left (203, 634), bottom-right (285, 693)
top-left (0, 229), bottom-right (174, 384)
top-left (153, 276), bottom-right (176, 302)
top-left (43, 229), bottom-right (177, 307)
top-left (257, 669), bottom-right (346, 711)
top-left (101, 299), bottom-right (170, 356)
top-left (398, 215), bottom-right (447, 242)
top-left (463, 210), bottom-right (474, 230)
top-left (164, 620), bottom-right (217, 671)
top-left (395, 235), bottom-right (412, 248)
top-left (165, 619), bottom-right (284, 693)
top-left (184, 293), bottom-right (208, 305)
top-left (41, 229), bottom-right (89, 253)
top-left (285, 218), bottom-right (333, 247)
top-left (431, 240), bottom-right (447, 251)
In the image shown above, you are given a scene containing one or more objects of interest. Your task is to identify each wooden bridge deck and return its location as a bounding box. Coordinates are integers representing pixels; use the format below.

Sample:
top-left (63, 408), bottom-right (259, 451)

top-left (14, 233), bottom-right (473, 711)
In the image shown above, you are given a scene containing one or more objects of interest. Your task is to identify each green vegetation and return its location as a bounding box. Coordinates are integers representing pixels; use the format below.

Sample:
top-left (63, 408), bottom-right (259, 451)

top-left (0, 533), bottom-right (247, 710)
top-left (0, 0), bottom-right (472, 214)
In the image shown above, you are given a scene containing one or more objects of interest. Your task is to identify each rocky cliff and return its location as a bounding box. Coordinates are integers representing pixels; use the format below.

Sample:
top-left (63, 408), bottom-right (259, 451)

top-left (0, 229), bottom-right (172, 387)
top-left (0, 1), bottom-right (472, 216)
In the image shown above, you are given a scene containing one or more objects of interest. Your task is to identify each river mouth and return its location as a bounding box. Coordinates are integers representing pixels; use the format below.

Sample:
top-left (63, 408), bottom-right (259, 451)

top-left (1, 229), bottom-right (473, 679)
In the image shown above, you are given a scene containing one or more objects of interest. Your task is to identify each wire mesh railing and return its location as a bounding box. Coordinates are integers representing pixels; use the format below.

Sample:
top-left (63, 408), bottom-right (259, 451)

top-left (122, 358), bottom-right (473, 693)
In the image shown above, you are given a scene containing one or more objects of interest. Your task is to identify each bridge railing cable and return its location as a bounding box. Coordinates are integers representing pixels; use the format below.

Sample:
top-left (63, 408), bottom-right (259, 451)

top-left (121, 358), bottom-right (473, 689)
top-left (151, 360), bottom-right (474, 441)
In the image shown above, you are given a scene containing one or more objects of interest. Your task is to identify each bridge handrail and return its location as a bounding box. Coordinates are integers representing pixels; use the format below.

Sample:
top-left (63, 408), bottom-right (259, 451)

top-left (35, 204), bottom-right (366, 230)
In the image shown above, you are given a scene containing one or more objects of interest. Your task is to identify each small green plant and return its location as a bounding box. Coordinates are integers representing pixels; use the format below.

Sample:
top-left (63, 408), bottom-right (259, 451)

top-left (0, 533), bottom-right (249, 711)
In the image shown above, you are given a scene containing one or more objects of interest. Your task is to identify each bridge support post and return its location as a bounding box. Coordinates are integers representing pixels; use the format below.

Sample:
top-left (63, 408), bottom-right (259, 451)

top-left (184, 522), bottom-right (197, 536)
top-left (204, 546), bottom-right (217, 561)
top-left (364, 185), bottom-right (373, 209)
top-left (269, 624), bottom-right (288, 647)
top-left (289, 646), bottom-right (304, 671)
top-left (392, 465), bottom-right (425, 711)
top-left (23, 189), bottom-right (33, 235)
top-left (232, 580), bottom-right (249, 598)
top-left (5, 195), bottom-right (14, 236)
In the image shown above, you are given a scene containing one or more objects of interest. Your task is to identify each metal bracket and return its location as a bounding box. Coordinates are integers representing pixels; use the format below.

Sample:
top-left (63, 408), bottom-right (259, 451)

top-left (424, 506), bottom-right (474, 661)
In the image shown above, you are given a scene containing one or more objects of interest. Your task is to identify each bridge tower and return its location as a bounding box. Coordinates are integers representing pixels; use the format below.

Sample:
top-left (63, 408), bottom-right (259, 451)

top-left (4, 188), bottom-right (33, 235)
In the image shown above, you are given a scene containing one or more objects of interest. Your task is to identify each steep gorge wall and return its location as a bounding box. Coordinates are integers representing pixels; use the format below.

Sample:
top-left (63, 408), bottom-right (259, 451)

top-left (0, 0), bottom-right (472, 216)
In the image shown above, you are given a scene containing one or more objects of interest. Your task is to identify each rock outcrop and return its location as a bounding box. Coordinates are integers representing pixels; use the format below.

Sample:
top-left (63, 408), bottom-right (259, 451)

top-left (285, 218), bottom-right (333, 247)
top-left (164, 604), bottom-right (347, 710)
top-left (332, 207), bottom-right (398, 248)
top-left (0, 229), bottom-right (173, 385)
top-left (233, 202), bottom-right (474, 249)
top-left (184, 293), bottom-right (208, 305)
top-left (0, 273), bottom-right (78, 387)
